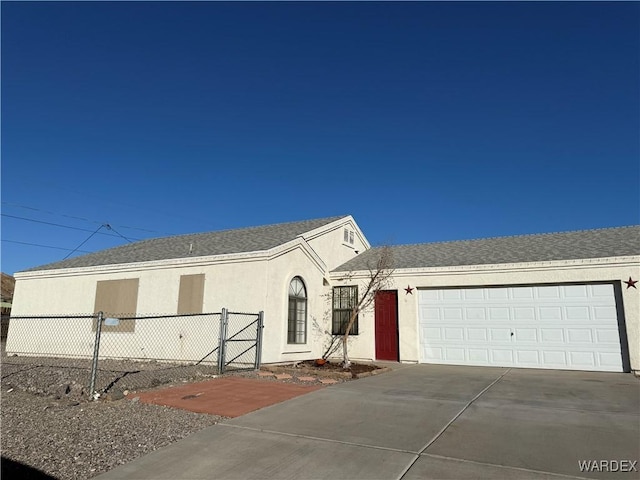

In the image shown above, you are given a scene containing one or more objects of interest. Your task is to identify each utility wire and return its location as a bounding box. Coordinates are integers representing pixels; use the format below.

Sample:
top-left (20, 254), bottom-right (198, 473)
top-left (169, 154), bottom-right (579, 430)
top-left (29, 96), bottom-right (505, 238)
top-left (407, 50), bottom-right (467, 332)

top-left (2, 201), bottom-right (175, 235)
top-left (2, 239), bottom-right (92, 253)
top-left (1, 214), bottom-right (142, 241)
top-left (103, 224), bottom-right (133, 243)
top-left (63, 225), bottom-right (105, 260)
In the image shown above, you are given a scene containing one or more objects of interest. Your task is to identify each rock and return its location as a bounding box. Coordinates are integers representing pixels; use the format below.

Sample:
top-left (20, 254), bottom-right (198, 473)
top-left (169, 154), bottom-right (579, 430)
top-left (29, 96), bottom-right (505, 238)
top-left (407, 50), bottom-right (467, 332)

top-left (70, 383), bottom-right (85, 397)
top-left (58, 384), bottom-right (72, 396)
top-left (105, 389), bottom-right (125, 401)
top-left (130, 396), bottom-right (140, 403)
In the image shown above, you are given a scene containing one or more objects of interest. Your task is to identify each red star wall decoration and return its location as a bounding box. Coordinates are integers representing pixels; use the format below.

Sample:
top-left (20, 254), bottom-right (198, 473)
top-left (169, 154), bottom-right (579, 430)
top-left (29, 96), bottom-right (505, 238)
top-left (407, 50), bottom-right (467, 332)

top-left (405, 285), bottom-right (414, 295)
top-left (624, 277), bottom-right (638, 289)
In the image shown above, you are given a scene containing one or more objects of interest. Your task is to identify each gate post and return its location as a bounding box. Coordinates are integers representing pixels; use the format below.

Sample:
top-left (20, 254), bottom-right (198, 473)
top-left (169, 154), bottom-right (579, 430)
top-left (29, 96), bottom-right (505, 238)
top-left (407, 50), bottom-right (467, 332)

top-left (254, 311), bottom-right (264, 370)
top-left (217, 308), bottom-right (228, 374)
top-left (89, 311), bottom-right (104, 399)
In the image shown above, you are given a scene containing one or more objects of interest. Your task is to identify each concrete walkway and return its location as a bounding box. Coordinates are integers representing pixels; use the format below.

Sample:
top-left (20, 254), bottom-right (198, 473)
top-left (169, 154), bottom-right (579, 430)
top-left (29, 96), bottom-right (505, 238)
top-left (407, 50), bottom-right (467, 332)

top-left (97, 365), bottom-right (640, 480)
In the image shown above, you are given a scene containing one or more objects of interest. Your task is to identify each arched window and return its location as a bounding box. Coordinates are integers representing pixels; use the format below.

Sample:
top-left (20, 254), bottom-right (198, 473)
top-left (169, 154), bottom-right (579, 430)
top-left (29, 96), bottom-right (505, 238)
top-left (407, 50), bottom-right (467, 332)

top-left (288, 276), bottom-right (307, 344)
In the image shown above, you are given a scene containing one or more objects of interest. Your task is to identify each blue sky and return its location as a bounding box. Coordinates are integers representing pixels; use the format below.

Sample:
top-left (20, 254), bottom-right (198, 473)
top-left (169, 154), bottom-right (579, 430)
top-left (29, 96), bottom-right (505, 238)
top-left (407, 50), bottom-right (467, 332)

top-left (2, 1), bottom-right (638, 275)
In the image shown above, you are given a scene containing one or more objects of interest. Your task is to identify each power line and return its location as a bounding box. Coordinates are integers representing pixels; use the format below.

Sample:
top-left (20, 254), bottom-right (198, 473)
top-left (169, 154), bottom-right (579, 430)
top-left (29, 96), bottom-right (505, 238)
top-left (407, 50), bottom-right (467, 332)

top-left (63, 225), bottom-right (105, 260)
top-left (103, 224), bottom-right (133, 243)
top-left (2, 239), bottom-right (92, 253)
top-left (1, 201), bottom-right (176, 235)
top-left (1, 214), bottom-right (142, 241)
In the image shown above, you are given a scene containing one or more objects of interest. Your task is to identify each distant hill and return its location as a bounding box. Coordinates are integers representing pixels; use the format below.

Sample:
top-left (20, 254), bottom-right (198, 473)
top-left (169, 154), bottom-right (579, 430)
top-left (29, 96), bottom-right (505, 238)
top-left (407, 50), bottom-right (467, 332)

top-left (1, 273), bottom-right (15, 302)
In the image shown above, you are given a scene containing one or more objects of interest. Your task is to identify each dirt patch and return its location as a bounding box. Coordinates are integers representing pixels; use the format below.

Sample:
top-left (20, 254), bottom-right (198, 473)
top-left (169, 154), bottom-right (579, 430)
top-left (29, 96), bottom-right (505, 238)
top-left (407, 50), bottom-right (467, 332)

top-left (262, 360), bottom-right (385, 379)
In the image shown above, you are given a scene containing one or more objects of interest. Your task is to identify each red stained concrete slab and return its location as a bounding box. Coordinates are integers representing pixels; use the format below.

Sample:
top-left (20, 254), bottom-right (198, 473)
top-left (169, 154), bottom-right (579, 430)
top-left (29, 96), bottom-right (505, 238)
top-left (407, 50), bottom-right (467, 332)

top-left (133, 377), bottom-right (323, 417)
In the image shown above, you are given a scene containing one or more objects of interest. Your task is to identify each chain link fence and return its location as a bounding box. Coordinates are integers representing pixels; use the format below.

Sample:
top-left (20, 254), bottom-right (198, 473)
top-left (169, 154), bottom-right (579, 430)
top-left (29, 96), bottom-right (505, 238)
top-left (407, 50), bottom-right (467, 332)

top-left (2, 309), bottom-right (263, 399)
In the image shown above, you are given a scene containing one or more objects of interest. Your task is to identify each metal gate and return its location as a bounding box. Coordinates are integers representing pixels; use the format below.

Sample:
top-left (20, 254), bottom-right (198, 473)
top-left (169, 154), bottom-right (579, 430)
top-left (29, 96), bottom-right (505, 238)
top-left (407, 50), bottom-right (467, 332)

top-left (217, 309), bottom-right (264, 373)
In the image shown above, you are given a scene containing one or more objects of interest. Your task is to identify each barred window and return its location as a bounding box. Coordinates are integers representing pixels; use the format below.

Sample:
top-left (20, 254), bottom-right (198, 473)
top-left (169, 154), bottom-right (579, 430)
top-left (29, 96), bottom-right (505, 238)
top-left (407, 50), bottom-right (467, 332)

top-left (332, 286), bottom-right (358, 335)
top-left (287, 277), bottom-right (307, 344)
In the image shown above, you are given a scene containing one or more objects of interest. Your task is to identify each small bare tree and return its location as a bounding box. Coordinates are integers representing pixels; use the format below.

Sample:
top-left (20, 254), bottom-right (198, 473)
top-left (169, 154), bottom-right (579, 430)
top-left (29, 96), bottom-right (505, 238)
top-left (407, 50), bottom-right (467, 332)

top-left (334, 246), bottom-right (394, 369)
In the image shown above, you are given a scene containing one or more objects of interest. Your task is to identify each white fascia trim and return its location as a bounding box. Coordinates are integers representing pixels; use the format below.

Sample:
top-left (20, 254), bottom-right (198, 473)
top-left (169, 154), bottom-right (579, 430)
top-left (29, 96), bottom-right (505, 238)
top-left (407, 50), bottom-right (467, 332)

top-left (268, 238), bottom-right (327, 274)
top-left (301, 215), bottom-right (371, 250)
top-left (329, 256), bottom-right (640, 281)
top-left (14, 251), bottom-right (271, 279)
top-left (15, 238), bottom-right (329, 281)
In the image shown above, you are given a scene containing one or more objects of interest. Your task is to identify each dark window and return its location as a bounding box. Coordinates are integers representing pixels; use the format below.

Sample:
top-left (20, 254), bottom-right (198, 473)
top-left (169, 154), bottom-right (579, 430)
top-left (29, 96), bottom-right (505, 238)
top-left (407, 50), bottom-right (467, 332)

top-left (332, 286), bottom-right (358, 335)
top-left (288, 277), bottom-right (307, 344)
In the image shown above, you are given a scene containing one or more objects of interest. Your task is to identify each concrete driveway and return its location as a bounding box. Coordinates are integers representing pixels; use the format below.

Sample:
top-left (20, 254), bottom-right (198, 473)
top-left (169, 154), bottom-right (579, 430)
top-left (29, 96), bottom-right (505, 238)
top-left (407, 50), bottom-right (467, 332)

top-left (97, 365), bottom-right (640, 480)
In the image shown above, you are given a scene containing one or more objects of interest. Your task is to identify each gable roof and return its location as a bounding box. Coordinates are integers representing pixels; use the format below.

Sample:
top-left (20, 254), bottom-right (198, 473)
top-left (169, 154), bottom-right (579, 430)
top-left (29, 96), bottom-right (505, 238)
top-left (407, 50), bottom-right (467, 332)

top-left (24, 216), bottom-right (348, 272)
top-left (333, 225), bottom-right (640, 272)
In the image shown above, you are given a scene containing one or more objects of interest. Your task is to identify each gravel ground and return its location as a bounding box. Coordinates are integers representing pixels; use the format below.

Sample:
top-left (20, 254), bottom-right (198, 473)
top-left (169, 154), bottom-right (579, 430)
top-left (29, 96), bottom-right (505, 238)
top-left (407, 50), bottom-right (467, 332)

top-left (1, 388), bottom-right (222, 480)
top-left (1, 351), bottom-right (229, 480)
top-left (1, 350), bottom-right (357, 480)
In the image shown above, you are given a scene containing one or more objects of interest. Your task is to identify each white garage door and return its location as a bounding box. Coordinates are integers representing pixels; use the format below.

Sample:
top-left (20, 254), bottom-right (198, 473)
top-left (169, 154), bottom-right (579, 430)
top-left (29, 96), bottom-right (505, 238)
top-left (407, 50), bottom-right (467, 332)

top-left (418, 283), bottom-right (624, 372)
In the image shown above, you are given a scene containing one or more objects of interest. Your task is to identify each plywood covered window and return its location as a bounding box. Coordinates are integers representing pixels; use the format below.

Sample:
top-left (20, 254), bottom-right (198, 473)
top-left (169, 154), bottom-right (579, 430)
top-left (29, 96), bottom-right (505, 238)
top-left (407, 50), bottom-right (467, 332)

top-left (287, 276), bottom-right (307, 344)
top-left (177, 274), bottom-right (205, 315)
top-left (94, 278), bottom-right (139, 332)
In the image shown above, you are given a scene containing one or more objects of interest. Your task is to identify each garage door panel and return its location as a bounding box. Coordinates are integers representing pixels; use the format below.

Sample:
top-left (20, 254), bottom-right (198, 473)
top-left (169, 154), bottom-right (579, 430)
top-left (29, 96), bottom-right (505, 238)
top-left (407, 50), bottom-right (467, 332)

top-left (513, 307), bottom-right (535, 321)
top-left (541, 329), bottom-right (564, 342)
top-left (513, 287), bottom-right (535, 299)
top-left (421, 307), bottom-right (440, 320)
top-left (465, 308), bottom-right (485, 320)
top-left (419, 290), bottom-right (439, 302)
top-left (463, 289), bottom-right (485, 300)
top-left (469, 349), bottom-right (489, 362)
top-left (516, 350), bottom-right (540, 364)
top-left (567, 329), bottom-right (593, 343)
top-left (543, 351), bottom-right (568, 366)
top-left (564, 285), bottom-right (589, 298)
top-left (444, 328), bottom-right (464, 341)
top-left (467, 328), bottom-right (488, 341)
top-left (570, 351), bottom-right (596, 368)
top-left (418, 284), bottom-right (623, 372)
top-left (514, 328), bottom-right (537, 342)
top-left (424, 346), bottom-right (443, 361)
top-left (599, 352), bottom-right (624, 369)
top-left (596, 329), bottom-right (620, 343)
top-left (489, 307), bottom-right (510, 320)
top-left (538, 286), bottom-right (561, 298)
top-left (491, 350), bottom-right (513, 363)
top-left (443, 290), bottom-right (463, 300)
top-left (593, 306), bottom-right (616, 320)
top-left (566, 307), bottom-right (590, 320)
top-left (488, 289), bottom-right (509, 300)
top-left (424, 327), bottom-right (441, 340)
top-left (443, 308), bottom-right (463, 320)
top-left (445, 348), bottom-right (465, 362)
top-left (490, 328), bottom-right (512, 342)
top-left (591, 284), bottom-right (615, 296)
top-left (539, 307), bottom-right (562, 321)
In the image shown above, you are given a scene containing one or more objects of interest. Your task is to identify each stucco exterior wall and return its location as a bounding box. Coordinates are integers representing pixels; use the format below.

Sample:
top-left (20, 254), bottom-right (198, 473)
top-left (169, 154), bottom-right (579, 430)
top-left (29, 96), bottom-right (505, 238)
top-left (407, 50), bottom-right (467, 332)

top-left (7, 218), bottom-right (367, 364)
top-left (6, 256), bottom-right (271, 361)
top-left (260, 248), bottom-right (325, 363)
top-left (329, 257), bottom-right (640, 372)
top-left (306, 217), bottom-right (369, 271)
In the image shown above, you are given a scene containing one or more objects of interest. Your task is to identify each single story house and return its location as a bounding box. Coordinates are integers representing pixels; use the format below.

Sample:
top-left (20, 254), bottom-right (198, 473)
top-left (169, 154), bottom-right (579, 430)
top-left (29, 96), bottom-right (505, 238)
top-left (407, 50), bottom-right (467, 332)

top-left (7, 216), bottom-right (640, 373)
top-left (332, 226), bottom-right (639, 374)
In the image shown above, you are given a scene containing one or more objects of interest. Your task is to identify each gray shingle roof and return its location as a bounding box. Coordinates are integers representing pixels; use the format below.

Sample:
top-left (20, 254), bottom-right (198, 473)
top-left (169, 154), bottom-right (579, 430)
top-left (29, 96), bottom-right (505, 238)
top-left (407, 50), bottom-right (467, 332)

top-left (333, 225), bottom-right (640, 272)
top-left (25, 216), bottom-right (348, 272)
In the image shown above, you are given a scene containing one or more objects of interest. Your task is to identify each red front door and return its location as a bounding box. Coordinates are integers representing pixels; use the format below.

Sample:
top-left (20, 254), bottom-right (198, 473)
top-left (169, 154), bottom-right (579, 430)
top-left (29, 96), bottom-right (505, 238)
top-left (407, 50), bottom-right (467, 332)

top-left (375, 290), bottom-right (399, 361)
